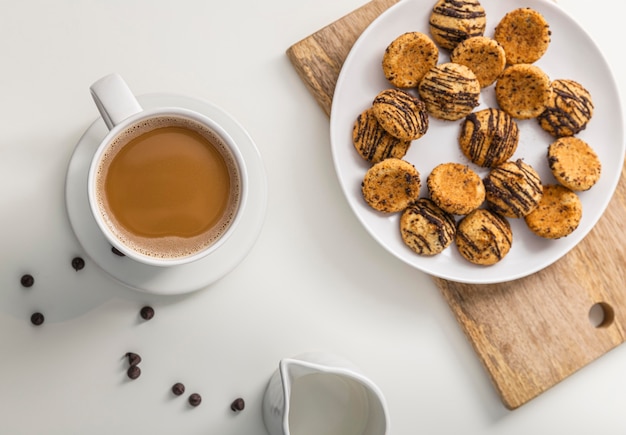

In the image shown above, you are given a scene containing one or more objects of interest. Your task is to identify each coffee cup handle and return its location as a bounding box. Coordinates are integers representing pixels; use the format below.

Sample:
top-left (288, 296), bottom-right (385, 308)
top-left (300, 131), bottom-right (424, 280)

top-left (90, 73), bottom-right (143, 130)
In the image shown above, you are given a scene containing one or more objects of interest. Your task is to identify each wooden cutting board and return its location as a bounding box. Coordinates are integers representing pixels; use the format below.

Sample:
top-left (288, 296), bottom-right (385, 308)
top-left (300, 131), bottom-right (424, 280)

top-left (287, 0), bottom-right (626, 409)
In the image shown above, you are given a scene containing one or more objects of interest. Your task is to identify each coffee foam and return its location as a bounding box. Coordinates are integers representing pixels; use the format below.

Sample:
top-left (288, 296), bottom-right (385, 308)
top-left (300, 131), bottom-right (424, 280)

top-left (95, 114), bottom-right (242, 260)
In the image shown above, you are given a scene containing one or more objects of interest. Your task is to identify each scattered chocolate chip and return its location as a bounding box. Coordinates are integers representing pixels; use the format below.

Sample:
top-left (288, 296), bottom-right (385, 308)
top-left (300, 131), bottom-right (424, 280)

top-left (125, 352), bottom-right (142, 367)
top-left (20, 274), bottom-right (34, 288)
top-left (172, 383), bottom-right (185, 396)
top-left (127, 365), bottom-right (141, 380)
top-left (230, 397), bottom-right (245, 412)
top-left (71, 257), bottom-right (85, 271)
top-left (30, 312), bottom-right (44, 326)
top-left (188, 393), bottom-right (202, 407)
top-left (111, 246), bottom-right (125, 257)
top-left (140, 306), bottom-right (155, 320)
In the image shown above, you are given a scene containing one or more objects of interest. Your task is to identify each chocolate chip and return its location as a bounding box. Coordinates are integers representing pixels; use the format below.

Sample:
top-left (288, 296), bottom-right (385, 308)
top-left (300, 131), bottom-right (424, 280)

top-left (172, 383), bottom-right (185, 396)
top-left (140, 306), bottom-right (155, 320)
top-left (188, 393), bottom-right (202, 407)
top-left (125, 352), bottom-right (142, 367)
top-left (127, 365), bottom-right (141, 380)
top-left (71, 257), bottom-right (85, 271)
top-left (30, 312), bottom-right (44, 326)
top-left (230, 397), bottom-right (245, 412)
top-left (111, 246), bottom-right (125, 257)
top-left (20, 274), bottom-right (34, 288)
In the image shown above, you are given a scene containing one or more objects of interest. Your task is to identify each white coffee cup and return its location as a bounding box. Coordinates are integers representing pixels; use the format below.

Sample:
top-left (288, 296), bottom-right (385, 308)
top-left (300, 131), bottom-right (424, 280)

top-left (88, 73), bottom-right (248, 267)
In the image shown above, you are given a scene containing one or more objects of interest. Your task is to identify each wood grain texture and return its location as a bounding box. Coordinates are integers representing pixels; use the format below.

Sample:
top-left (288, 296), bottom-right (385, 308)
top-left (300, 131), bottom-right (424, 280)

top-left (287, 0), bottom-right (626, 409)
top-left (286, 0), bottom-right (400, 116)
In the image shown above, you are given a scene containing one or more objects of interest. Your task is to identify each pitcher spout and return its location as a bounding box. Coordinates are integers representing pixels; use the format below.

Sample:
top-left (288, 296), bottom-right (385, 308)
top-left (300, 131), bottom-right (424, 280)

top-left (262, 353), bottom-right (389, 435)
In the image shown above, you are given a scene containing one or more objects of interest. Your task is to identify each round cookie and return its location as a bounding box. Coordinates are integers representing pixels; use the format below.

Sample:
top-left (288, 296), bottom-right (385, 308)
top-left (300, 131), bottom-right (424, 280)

top-left (429, 0), bottom-right (487, 51)
top-left (361, 158), bottom-right (421, 213)
top-left (455, 209), bottom-right (512, 266)
top-left (427, 162), bottom-right (485, 215)
top-left (547, 136), bottom-right (601, 191)
top-left (537, 79), bottom-right (594, 137)
top-left (450, 36), bottom-right (506, 88)
top-left (494, 7), bottom-right (551, 64)
top-left (418, 62), bottom-right (480, 121)
top-left (495, 64), bottom-right (552, 119)
top-left (459, 108), bottom-right (519, 168)
top-left (524, 184), bottom-right (582, 239)
top-left (382, 32), bottom-right (439, 88)
top-left (352, 108), bottom-right (412, 163)
top-left (484, 159), bottom-right (543, 218)
top-left (400, 198), bottom-right (456, 256)
top-left (372, 88), bottom-right (429, 141)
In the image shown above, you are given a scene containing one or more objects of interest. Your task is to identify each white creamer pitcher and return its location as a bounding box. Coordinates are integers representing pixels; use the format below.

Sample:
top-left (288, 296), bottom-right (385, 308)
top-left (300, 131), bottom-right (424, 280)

top-left (262, 352), bottom-right (389, 435)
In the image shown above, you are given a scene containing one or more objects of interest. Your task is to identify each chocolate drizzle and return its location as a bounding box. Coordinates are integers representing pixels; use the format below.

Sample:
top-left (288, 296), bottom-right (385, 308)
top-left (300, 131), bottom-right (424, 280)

top-left (353, 109), bottom-right (410, 162)
top-left (537, 79), bottom-right (594, 137)
top-left (418, 63), bottom-right (480, 120)
top-left (373, 89), bottom-right (429, 140)
top-left (484, 159), bottom-right (543, 218)
top-left (460, 109), bottom-right (519, 167)
top-left (429, 0), bottom-right (486, 49)
top-left (402, 199), bottom-right (456, 255)
top-left (456, 209), bottom-right (512, 264)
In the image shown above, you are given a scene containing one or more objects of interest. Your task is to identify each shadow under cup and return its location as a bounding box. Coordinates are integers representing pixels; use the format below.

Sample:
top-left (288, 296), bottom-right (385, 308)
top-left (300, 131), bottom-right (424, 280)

top-left (88, 109), bottom-right (247, 267)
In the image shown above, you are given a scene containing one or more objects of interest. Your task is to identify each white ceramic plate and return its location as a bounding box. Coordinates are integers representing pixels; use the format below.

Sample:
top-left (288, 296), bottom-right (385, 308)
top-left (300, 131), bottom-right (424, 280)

top-left (65, 93), bottom-right (267, 294)
top-left (330, 0), bottom-right (624, 284)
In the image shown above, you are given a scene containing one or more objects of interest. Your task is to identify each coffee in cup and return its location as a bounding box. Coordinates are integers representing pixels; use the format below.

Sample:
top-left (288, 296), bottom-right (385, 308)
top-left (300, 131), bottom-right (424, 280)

top-left (88, 74), bottom-right (247, 266)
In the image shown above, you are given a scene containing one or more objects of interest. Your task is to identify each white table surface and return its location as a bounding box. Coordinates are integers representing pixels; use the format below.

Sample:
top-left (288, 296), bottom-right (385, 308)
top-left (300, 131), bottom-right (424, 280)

top-left (1, 0), bottom-right (624, 434)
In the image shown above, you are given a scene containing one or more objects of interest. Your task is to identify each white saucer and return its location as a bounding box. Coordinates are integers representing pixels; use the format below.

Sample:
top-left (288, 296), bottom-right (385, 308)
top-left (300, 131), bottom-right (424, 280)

top-left (65, 93), bottom-right (267, 295)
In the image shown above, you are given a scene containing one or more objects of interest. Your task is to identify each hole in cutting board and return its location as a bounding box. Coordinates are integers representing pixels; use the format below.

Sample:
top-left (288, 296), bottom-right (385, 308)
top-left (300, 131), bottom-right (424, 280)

top-left (588, 302), bottom-right (615, 328)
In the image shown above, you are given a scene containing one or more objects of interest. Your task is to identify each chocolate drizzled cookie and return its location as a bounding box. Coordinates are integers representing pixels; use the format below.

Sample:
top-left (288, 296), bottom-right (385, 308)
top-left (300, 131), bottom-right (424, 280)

top-left (484, 159), bottom-right (543, 218)
top-left (429, 0), bottom-right (487, 51)
top-left (459, 108), bottom-right (519, 168)
top-left (418, 62), bottom-right (480, 121)
top-left (537, 79), bottom-right (594, 137)
top-left (352, 108), bottom-right (412, 163)
top-left (372, 89), bottom-right (429, 141)
top-left (456, 209), bottom-right (512, 265)
top-left (400, 198), bottom-right (456, 256)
